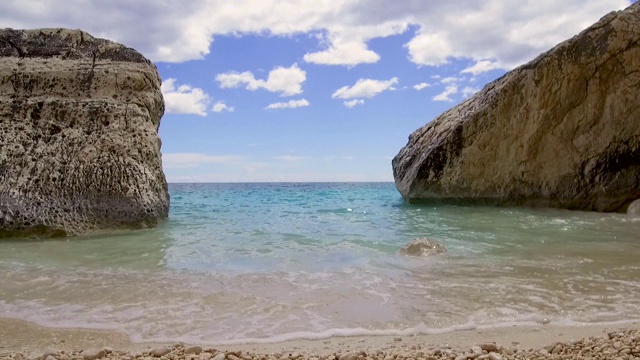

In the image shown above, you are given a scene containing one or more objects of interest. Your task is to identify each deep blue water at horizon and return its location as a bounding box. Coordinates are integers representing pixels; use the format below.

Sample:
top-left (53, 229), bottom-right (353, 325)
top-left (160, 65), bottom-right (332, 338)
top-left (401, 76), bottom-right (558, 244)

top-left (0, 182), bottom-right (639, 344)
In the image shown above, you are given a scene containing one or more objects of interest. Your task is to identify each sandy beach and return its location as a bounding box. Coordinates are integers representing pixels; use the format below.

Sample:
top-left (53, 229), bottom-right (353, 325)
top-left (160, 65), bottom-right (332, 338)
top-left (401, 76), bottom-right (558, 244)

top-left (2, 318), bottom-right (639, 360)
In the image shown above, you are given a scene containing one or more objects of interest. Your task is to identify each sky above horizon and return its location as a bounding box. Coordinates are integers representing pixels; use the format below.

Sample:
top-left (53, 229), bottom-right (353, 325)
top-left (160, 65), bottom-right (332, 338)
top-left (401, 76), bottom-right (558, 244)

top-left (1, 0), bottom-right (636, 182)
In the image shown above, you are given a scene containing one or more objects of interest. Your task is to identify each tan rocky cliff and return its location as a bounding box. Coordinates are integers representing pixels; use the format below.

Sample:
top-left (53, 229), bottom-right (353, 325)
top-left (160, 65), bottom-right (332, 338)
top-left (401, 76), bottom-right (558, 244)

top-left (0, 28), bottom-right (169, 236)
top-left (392, 3), bottom-right (640, 212)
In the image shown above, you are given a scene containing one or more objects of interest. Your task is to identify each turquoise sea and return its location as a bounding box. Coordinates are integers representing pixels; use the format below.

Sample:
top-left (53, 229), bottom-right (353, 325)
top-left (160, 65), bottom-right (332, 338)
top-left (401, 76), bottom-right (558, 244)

top-left (1, 182), bottom-right (639, 344)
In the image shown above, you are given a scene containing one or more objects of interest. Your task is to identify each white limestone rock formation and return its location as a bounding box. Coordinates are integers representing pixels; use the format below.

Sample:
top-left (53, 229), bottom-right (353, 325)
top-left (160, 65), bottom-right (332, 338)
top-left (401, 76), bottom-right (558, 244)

top-left (0, 28), bottom-right (169, 237)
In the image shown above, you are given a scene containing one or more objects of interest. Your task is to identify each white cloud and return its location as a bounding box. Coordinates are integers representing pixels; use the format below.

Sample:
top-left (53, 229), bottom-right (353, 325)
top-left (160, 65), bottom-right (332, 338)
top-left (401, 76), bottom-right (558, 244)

top-left (216, 64), bottom-right (306, 96)
top-left (165, 170), bottom-right (391, 183)
top-left (160, 78), bottom-right (210, 116)
top-left (432, 85), bottom-right (458, 102)
top-left (462, 86), bottom-right (480, 98)
top-left (303, 24), bottom-right (408, 66)
top-left (212, 101), bottom-right (234, 113)
top-left (275, 155), bottom-right (305, 162)
top-left (402, 1), bottom-right (630, 69)
top-left (344, 99), bottom-right (365, 108)
top-left (163, 154), bottom-right (390, 183)
top-left (0, 1), bottom-right (630, 68)
top-left (162, 153), bottom-right (243, 168)
top-left (303, 39), bottom-right (380, 66)
top-left (461, 60), bottom-right (503, 75)
top-left (323, 156), bottom-right (355, 161)
top-left (405, 32), bottom-right (453, 66)
top-left (332, 77), bottom-right (399, 99)
top-left (440, 76), bottom-right (460, 84)
top-left (265, 99), bottom-right (310, 110)
top-left (413, 82), bottom-right (430, 91)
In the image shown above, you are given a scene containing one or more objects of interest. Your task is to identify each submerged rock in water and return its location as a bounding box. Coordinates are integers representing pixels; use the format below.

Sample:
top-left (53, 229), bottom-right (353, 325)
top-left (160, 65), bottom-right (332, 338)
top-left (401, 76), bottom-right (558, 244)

top-left (392, 3), bottom-right (640, 212)
top-left (628, 199), bottom-right (640, 216)
top-left (0, 28), bottom-right (169, 237)
top-left (399, 238), bottom-right (446, 257)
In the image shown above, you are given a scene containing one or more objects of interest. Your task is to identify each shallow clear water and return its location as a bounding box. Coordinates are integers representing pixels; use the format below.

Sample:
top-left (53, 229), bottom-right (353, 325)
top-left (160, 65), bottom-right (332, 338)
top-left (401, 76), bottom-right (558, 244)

top-left (0, 182), bottom-right (639, 344)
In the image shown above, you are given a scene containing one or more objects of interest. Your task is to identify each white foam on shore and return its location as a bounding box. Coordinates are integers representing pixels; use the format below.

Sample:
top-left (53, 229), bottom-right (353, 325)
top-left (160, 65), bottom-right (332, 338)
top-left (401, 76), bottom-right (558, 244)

top-left (2, 187), bottom-right (640, 348)
top-left (2, 253), bottom-right (640, 346)
top-left (129, 318), bottom-right (640, 346)
top-left (2, 293), bottom-right (639, 347)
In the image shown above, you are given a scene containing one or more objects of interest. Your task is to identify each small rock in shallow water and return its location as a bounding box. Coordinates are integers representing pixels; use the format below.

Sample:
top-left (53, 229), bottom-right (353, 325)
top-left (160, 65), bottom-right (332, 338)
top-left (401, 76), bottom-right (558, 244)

top-left (42, 350), bottom-right (58, 359)
top-left (337, 353), bottom-right (357, 360)
top-left (398, 238), bottom-right (446, 257)
top-left (627, 199), bottom-right (640, 215)
top-left (81, 349), bottom-right (105, 360)
top-left (149, 348), bottom-right (171, 357)
top-left (185, 347), bottom-right (202, 356)
top-left (538, 349), bottom-right (550, 356)
top-left (479, 343), bottom-right (498, 352)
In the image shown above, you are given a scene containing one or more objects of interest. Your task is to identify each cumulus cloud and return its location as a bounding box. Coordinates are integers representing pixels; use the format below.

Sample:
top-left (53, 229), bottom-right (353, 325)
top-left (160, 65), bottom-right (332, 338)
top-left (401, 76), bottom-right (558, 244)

top-left (440, 76), bottom-right (460, 84)
top-left (212, 101), bottom-right (234, 113)
top-left (432, 85), bottom-right (458, 102)
top-left (344, 99), bottom-right (365, 108)
top-left (265, 99), bottom-right (310, 109)
top-left (303, 39), bottom-right (380, 66)
top-left (162, 153), bottom-right (243, 168)
top-left (461, 60), bottom-right (503, 75)
top-left (413, 82), bottom-right (430, 91)
top-left (303, 23), bottom-right (409, 66)
top-left (0, 1), bottom-right (630, 67)
top-left (161, 78), bottom-right (210, 116)
top-left (405, 32), bottom-right (453, 66)
top-left (332, 77), bottom-right (399, 99)
top-left (401, 1), bottom-right (630, 68)
top-left (216, 64), bottom-right (306, 96)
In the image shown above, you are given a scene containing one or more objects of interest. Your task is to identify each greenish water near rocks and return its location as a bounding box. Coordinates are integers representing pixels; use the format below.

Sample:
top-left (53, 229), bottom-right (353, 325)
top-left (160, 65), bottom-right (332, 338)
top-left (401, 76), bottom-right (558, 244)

top-left (0, 182), bottom-right (638, 344)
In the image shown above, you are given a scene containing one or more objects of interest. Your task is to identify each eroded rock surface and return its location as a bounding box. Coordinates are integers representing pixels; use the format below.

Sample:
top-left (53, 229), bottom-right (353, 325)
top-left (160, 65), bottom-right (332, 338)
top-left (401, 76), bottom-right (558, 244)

top-left (398, 238), bottom-right (446, 257)
top-left (392, 3), bottom-right (640, 212)
top-left (0, 28), bottom-right (169, 236)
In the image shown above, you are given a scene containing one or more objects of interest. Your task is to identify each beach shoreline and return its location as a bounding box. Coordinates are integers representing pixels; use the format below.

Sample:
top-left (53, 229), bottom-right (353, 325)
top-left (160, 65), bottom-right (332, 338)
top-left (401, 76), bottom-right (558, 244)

top-left (2, 317), bottom-right (639, 359)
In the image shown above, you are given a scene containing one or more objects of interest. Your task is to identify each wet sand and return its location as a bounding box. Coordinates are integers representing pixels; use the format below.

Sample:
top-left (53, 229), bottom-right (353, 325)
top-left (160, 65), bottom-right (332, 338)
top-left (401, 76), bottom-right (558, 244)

top-left (1, 317), bottom-right (639, 359)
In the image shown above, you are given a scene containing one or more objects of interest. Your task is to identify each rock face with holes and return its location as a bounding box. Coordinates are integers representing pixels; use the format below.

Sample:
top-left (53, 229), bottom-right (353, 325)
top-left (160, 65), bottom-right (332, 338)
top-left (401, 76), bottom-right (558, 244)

top-left (392, 3), bottom-right (640, 212)
top-left (0, 28), bottom-right (169, 237)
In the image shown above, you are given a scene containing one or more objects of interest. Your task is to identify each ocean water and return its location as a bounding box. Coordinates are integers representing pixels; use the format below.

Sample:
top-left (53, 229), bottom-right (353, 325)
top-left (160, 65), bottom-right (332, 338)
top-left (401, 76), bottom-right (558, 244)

top-left (1, 182), bottom-right (639, 344)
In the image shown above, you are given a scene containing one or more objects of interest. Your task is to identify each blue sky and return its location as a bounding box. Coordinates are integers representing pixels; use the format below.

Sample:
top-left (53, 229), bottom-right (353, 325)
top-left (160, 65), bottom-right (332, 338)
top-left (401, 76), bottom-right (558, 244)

top-left (1, 0), bottom-right (635, 182)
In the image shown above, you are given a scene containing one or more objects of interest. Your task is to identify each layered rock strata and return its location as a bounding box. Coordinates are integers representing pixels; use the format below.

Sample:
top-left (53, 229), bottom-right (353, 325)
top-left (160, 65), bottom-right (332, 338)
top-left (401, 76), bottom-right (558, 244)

top-left (0, 28), bottom-right (169, 236)
top-left (392, 3), bottom-right (640, 212)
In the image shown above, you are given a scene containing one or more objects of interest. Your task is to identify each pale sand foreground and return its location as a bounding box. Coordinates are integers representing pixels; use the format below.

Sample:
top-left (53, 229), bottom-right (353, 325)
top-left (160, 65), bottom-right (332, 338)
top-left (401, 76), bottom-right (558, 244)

top-left (1, 318), bottom-right (639, 360)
